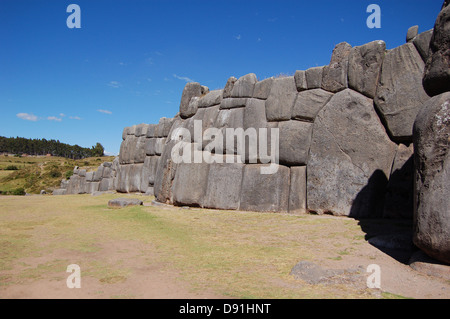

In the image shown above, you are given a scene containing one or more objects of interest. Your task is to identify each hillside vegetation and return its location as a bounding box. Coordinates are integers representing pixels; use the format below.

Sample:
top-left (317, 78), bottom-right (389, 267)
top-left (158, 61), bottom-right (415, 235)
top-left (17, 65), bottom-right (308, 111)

top-left (0, 155), bottom-right (115, 195)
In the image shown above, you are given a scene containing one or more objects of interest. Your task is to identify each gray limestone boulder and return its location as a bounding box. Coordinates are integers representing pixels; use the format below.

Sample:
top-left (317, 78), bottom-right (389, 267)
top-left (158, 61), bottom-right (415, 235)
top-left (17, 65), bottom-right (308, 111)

top-left (197, 90), bottom-right (223, 108)
top-left (213, 107), bottom-right (244, 155)
top-left (307, 89), bottom-right (397, 217)
top-left (406, 25), bottom-right (419, 42)
top-left (203, 159), bottom-right (244, 210)
top-left (294, 70), bottom-right (307, 92)
top-left (253, 77), bottom-right (274, 100)
top-left (172, 161), bottom-right (210, 207)
top-left (92, 166), bottom-right (104, 182)
top-left (108, 198), bottom-right (143, 208)
top-left (86, 182), bottom-right (100, 194)
top-left (292, 89), bottom-right (334, 122)
top-left (374, 43), bottom-right (429, 142)
top-left (289, 166), bottom-right (307, 214)
top-left (223, 76), bottom-right (237, 98)
top-left (146, 124), bottom-right (158, 138)
top-left (135, 123), bottom-right (149, 137)
top-left (413, 92), bottom-right (450, 264)
top-left (220, 98), bottom-right (248, 109)
top-left (322, 42), bottom-right (352, 93)
top-left (265, 76), bottom-right (297, 121)
top-left (99, 178), bottom-right (113, 192)
top-left (66, 175), bottom-right (87, 194)
top-left (413, 29), bottom-right (433, 62)
top-left (53, 189), bottom-right (66, 196)
top-left (239, 164), bottom-right (290, 213)
top-left (305, 66), bottom-right (324, 89)
top-left (180, 82), bottom-right (203, 119)
top-left (117, 164), bottom-right (144, 193)
top-left (348, 40), bottom-right (386, 98)
top-left (423, 2), bottom-right (450, 96)
top-left (231, 73), bottom-right (257, 98)
top-left (278, 120), bottom-right (313, 166)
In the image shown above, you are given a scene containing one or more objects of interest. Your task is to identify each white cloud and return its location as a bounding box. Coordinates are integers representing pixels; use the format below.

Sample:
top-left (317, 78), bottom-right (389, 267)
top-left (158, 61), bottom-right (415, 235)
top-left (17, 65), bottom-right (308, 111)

top-left (47, 116), bottom-right (62, 122)
top-left (97, 109), bottom-right (112, 115)
top-left (59, 113), bottom-right (66, 117)
top-left (16, 113), bottom-right (38, 121)
top-left (234, 34), bottom-right (241, 40)
top-left (173, 74), bottom-right (194, 83)
top-left (107, 81), bottom-right (121, 88)
top-left (69, 116), bottom-right (82, 120)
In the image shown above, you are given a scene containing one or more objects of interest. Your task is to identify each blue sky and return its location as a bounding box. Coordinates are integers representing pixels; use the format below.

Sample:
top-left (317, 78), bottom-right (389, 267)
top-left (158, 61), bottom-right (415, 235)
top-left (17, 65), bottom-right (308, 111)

top-left (0, 0), bottom-right (443, 155)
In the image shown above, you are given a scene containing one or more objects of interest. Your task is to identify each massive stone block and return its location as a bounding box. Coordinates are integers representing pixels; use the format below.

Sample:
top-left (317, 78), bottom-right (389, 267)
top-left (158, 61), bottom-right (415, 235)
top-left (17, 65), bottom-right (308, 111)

top-left (66, 175), bottom-right (87, 194)
top-left (348, 40), bottom-right (386, 98)
top-left (214, 107), bottom-right (245, 154)
top-left (203, 159), bottom-right (244, 210)
top-left (294, 70), bottom-right (307, 92)
top-left (423, 1), bottom-right (450, 96)
top-left (265, 76), bottom-right (297, 121)
top-left (413, 92), bottom-right (450, 264)
top-left (231, 73), bottom-right (257, 98)
top-left (413, 30), bottom-right (433, 62)
top-left (289, 166), bottom-right (307, 214)
top-left (220, 98), bottom-right (248, 109)
top-left (172, 161), bottom-right (210, 207)
top-left (239, 164), bottom-right (290, 213)
top-left (253, 77), bottom-right (274, 99)
top-left (278, 120), bottom-right (313, 166)
top-left (223, 76), bottom-right (237, 98)
top-left (307, 89), bottom-right (397, 217)
top-left (117, 164), bottom-right (143, 193)
top-left (197, 89), bottom-right (223, 108)
top-left (374, 43), bottom-right (430, 141)
top-left (180, 82), bottom-right (204, 119)
top-left (292, 89), bottom-right (334, 122)
top-left (305, 66), bottom-right (324, 89)
top-left (322, 42), bottom-right (352, 93)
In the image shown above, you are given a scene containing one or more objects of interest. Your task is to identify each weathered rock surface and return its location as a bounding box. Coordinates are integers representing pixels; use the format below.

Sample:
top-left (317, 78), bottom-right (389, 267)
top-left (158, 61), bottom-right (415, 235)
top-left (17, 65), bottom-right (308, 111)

top-left (322, 42), bottom-right (352, 93)
top-left (413, 29), bottom-right (433, 62)
top-left (265, 76), bottom-right (297, 121)
top-left (231, 73), bottom-right (257, 98)
top-left (305, 66), bottom-right (324, 89)
top-left (406, 25), bottom-right (419, 42)
top-left (172, 162), bottom-right (210, 207)
top-left (239, 164), bottom-right (290, 213)
top-left (348, 40), bottom-right (386, 98)
top-left (278, 120), bottom-right (313, 166)
top-left (413, 92), bottom-right (450, 264)
top-left (423, 1), bottom-right (450, 96)
top-left (203, 159), bottom-right (244, 210)
top-left (307, 89), bottom-right (397, 217)
top-left (292, 89), bottom-right (333, 122)
top-left (383, 144), bottom-right (414, 219)
top-left (180, 82), bottom-right (203, 119)
top-left (108, 198), bottom-right (143, 208)
top-left (374, 43), bottom-right (430, 141)
top-left (289, 166), bottom-right (307, 214)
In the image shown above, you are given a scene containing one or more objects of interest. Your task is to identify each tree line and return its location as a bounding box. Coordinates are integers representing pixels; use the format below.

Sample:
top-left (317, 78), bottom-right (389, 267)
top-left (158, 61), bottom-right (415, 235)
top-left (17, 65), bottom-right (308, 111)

top-left (0, 136), bottom-right (104, 159)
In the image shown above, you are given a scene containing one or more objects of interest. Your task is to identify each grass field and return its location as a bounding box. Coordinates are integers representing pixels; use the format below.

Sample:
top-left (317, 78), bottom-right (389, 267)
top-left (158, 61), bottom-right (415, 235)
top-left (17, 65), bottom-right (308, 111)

top-left (0, 155), bottom-right (115, 195)
top-left (1, 193), bottom-right (446, 299)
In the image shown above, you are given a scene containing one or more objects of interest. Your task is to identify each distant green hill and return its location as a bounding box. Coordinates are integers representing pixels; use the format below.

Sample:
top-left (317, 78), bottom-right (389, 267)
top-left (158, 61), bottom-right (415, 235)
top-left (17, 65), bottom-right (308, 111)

top-left (0, 155), bottom-right (115, 195)
top-left (0, 136), bottom-right (104, 159)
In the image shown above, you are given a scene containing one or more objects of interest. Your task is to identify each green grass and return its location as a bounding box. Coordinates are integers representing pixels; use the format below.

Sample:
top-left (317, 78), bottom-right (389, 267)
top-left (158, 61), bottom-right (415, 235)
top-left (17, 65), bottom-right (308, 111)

top-left (0, 155), bottom-right (115, 194)
top-left (0, 194), bottom-right (384, 298)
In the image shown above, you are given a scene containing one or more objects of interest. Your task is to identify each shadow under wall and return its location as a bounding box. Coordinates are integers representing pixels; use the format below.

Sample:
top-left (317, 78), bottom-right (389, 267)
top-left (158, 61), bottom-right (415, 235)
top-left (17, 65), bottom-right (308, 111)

top-left (348, 168), bottom-right (417, 265)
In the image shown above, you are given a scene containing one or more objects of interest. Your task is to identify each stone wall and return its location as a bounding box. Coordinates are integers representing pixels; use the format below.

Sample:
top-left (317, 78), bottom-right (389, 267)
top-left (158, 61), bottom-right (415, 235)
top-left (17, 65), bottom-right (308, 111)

top-left (97, 27), bottom-right (435, 219)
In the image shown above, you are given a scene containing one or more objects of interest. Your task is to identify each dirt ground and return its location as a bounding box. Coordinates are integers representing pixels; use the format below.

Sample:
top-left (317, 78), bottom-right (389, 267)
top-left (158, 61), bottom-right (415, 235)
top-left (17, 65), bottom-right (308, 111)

top-left (0, 194), bottom-right (449, 299)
